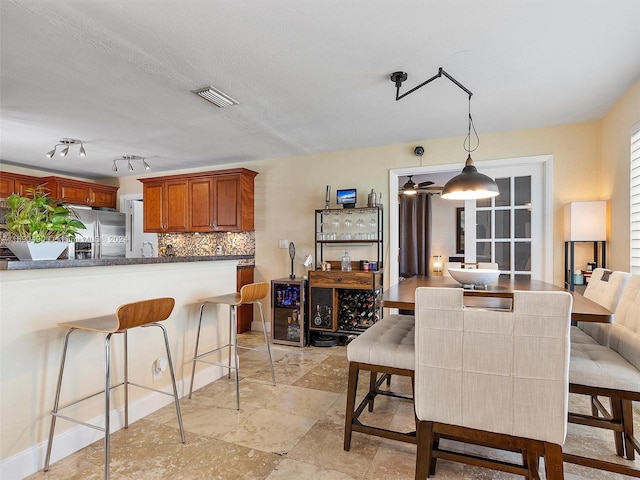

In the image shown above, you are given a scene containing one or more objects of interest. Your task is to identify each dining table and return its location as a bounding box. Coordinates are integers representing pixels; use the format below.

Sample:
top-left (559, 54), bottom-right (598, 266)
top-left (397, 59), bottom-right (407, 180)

top-left (382, 275), bottom-right (612, 323)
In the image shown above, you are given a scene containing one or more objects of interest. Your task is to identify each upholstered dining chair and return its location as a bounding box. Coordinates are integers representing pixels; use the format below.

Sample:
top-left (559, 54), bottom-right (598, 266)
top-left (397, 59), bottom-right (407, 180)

top-left (570, 268), bottom-right (630, 346)
top-left (477, 262), bottom-right (499, 270)
top-left (568, 275), bottom-right (640, 473)
top-left (414, 287), bottom-right (572, 479)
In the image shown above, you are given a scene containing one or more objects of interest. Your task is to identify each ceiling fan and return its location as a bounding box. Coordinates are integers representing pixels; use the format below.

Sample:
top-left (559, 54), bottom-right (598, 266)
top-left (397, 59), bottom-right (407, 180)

top-left (400, 177), bottom-right (443, 195)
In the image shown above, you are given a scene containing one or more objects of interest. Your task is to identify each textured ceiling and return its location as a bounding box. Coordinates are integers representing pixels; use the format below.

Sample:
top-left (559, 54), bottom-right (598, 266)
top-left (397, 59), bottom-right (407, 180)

top-left (1, 0), bottom-right (639, 179)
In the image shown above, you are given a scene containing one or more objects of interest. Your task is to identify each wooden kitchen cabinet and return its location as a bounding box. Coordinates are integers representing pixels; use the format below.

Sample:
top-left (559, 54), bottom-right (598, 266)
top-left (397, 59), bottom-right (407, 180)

top-left (188, 177), bottom-right (214, 232)
top-left (236, 266), bottom-right (255, 333)
top-left (141, 179), bottom-right (188, 233)
top-left (42, 176), bottom-right (119, 209)
top-left (141, 168), bottom-right (257, 233)
top-left (0, 172), bottom-right (43, 198)
top-left (213, 173), bottom-right (255, 231)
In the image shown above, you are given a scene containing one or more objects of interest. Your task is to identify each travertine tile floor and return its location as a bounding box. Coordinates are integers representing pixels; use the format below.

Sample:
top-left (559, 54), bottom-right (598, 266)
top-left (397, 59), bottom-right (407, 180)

top-left (30, 332), bottom-right (640, 479)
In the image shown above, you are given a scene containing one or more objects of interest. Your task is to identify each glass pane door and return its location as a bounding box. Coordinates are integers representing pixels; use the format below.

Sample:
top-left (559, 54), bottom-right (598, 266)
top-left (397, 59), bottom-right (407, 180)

top-left (465, 163), bottom-right (544, 280)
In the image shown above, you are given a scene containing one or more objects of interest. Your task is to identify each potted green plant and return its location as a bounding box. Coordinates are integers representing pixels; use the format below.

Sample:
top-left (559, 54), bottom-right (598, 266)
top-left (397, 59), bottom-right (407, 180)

top-left (4, 186), bottom-right (86, 260)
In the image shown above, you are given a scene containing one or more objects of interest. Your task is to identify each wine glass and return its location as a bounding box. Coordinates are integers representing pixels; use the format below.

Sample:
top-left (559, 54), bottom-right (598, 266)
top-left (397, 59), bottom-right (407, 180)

top-left (331, 213), bottom-right (340, 229)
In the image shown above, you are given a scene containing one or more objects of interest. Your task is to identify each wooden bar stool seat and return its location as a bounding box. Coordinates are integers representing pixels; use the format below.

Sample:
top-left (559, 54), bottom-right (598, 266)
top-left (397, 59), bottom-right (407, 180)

top-left (43, 297), bottom-right (186, 480)
top-left (188, 282), bottom-right (275, 410)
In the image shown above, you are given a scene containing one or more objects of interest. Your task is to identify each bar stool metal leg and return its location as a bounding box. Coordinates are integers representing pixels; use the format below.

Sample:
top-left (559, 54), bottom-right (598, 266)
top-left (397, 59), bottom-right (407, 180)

top-left (257, 301), bottom-right (276, 385)
top-left (228, 305), bottom-right (234, 380)
top-left (44, 328), bottom-right (75, 472)
top-left (103, 333), bottom-right (112, 480)
top-left (123, 330), bottom-right (129, 429)
top-left (154, 323), bottom-right (186, 442)
top-left (188, 303), bottom-right (207, 399)
top-left (231, 305), bottom-right (241, 410)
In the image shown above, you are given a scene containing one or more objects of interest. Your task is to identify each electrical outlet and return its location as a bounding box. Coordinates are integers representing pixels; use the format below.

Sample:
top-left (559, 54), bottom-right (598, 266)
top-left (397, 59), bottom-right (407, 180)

top-left (278, 239), bottom-right (289, 249)
top-left (152, 358), bottom-right (167, 381)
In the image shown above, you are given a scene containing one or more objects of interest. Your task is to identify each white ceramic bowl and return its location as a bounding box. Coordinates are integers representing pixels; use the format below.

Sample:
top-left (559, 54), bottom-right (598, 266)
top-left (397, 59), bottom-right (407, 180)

top-left (447, 268), bottom-right (501, 287)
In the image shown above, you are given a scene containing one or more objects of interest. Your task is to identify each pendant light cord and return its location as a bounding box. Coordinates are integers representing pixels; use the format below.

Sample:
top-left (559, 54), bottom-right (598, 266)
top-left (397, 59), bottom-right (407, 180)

top-left (464, 96), bottom-right (479, 154)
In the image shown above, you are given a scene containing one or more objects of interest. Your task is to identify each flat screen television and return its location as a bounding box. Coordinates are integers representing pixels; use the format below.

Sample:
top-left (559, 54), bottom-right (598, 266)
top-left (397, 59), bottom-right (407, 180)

top-left (336, 188), bottom-right (357, 208)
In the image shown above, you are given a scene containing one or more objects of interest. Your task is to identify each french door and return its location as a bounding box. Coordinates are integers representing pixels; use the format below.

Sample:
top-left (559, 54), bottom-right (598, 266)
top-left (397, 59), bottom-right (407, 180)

top-left (463, 163), bottom-right (546, 280)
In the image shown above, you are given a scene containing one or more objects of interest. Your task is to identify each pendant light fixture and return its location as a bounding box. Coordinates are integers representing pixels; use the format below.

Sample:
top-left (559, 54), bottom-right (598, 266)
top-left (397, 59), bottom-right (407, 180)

top-left (390, 68), bottom-right (499, 200)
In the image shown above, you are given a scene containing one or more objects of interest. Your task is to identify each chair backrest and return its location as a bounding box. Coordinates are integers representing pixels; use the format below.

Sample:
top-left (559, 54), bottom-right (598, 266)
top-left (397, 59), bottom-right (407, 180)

top-left (579, 269), bottom-right (631, 345)
top-left (116, 297), bottom-right (175, 330)
top-left (477, 262), bottom-right (499, 270)
top-left (239, 282), bottom-right (269, 303)
top-left (443, 262), bottom-right (461, 277)
top-left (414, 287), bottom-right (572, 445)
top-left (608, 275), bottom-right (640, 371)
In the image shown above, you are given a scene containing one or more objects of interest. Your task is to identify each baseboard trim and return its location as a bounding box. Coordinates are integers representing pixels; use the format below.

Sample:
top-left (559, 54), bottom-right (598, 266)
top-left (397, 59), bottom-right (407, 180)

top-left (1, 365), bottom-right (224, 480)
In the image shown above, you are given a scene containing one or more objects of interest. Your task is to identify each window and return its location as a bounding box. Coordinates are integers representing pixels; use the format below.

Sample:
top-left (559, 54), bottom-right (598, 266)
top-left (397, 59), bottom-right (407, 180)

top-left (630, 124), bottom-right (640, 273)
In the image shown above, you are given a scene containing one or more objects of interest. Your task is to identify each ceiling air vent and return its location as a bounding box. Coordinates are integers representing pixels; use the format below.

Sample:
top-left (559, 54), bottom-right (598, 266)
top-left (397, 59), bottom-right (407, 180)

top-left (192, 86), bottom-right (238, 108)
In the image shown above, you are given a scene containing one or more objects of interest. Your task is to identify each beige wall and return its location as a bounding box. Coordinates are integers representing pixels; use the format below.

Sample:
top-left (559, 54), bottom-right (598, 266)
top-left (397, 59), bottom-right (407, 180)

top-left (120, 119), bottom-right (604, 291)
top-left (601, 80), bottom-right (640, 271)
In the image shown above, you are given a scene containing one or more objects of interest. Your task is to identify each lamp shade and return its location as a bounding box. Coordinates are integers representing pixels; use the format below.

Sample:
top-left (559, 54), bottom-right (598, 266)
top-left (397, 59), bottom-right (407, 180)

top-left (564, 201), bottom-right (606, 241)
top-left (441, 155), bottom-right (500, 200)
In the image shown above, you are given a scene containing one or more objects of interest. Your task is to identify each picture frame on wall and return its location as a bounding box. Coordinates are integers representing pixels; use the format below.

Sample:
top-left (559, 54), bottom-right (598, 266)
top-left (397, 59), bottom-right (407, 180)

top-left (456, 207), bottom-right (465, 254)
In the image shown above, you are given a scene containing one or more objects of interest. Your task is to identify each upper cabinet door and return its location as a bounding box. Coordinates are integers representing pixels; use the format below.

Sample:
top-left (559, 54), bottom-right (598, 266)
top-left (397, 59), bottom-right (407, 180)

top-left (164, 180), bottom-right (188, 232)
top-left (0, 176), bottom-right (14, 198)
top-left (213, 175), bottom-right (241, 231)
top-left (90, 184), bottom-right (119, 209)
top-left (143, 182), bottom-right (165, 233)
top-left (188, 177), bottom-right (215, 232)
top-left (0, 172), bottom-right (43, 198)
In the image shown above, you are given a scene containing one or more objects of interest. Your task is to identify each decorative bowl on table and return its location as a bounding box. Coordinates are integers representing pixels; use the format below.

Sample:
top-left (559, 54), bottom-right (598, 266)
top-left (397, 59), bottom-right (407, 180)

top-left (447, 268), bottom-right (501, 288)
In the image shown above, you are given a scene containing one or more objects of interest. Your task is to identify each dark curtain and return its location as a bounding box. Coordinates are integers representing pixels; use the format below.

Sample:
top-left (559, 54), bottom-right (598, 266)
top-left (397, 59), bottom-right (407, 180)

top-left (399, 194), bottom-right (432, 277)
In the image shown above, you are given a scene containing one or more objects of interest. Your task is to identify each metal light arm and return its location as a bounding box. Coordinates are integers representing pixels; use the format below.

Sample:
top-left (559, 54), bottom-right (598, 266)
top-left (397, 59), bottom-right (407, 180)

top-left (390, 67), bottom-right (472, 101)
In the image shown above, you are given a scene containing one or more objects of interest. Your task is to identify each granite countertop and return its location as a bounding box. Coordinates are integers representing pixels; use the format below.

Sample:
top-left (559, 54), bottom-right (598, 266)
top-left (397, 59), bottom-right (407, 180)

top-left (0, 255), bottom-right (254, 271)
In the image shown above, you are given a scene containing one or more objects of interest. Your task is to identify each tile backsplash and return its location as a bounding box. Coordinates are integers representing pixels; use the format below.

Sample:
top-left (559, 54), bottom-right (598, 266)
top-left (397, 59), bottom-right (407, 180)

top-left (158, 231), bottom-right (255, 258)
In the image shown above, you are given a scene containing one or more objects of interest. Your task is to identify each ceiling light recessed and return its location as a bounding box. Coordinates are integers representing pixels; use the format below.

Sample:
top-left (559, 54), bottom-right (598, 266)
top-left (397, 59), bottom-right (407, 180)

top-left (193, 86), bottom-right (238, 108)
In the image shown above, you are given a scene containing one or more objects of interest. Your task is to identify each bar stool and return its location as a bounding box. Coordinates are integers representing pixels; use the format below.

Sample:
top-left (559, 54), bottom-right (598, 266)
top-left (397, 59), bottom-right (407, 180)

top-left (189, 282), bottom-right (275, 410)
top-left (44, 297), bottom-right (186, 480)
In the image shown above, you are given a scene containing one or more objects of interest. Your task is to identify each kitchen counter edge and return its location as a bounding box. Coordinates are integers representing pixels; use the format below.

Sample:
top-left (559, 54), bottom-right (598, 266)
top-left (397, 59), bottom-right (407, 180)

top-left (0, 255), bottom-right (254, 271)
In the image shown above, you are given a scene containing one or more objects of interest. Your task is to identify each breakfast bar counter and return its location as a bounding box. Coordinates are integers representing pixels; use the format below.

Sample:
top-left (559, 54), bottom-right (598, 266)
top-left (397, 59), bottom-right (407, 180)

top-left (0, 258), bottom-right (246, 469)
top-left (0, 254), bottom-right (254, 271)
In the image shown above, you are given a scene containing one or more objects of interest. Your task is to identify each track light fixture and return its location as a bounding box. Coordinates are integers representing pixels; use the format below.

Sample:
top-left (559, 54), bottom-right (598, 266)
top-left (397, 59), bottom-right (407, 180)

top-left (111, 154), bottom-right (150, 173)
top-left (390, 67), bottom-right (499, 200)
top-left (45, 138), bottom-right (86, 158)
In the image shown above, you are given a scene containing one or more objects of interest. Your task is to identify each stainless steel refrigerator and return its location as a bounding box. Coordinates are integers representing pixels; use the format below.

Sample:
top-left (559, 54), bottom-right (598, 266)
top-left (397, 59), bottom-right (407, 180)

top-left (70, 208), bottom-right (127, 259)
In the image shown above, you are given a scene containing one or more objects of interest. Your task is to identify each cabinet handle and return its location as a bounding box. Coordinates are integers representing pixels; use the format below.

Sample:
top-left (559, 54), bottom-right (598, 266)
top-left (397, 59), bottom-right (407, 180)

top-left (337, 277), bottom-right (342, 282)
